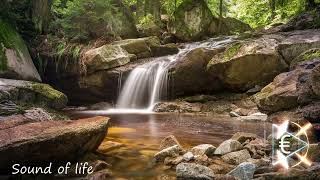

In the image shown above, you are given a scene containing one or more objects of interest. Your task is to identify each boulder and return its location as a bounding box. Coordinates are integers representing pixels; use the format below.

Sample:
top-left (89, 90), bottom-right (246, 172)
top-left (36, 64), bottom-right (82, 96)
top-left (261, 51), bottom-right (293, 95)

top-left (208, 17), bottom-right (252, 36)
top-left (154, 101), bottom-right (201, 113)
top-left (231, 132), bottom-right (258, 144)
top-left (0, 78), bottom-right (67, 109)
top-left (171, 47), bottom-right (225, 97)
top-left (207, 36), bottom-right (288, 91)
top-left (302, 102), bottom-right (320, 123)
top-left (221, 149), bottom-right (251, 165)
top-left (0, 20), bottom-right (41, 81)
top-left (83, 44), bottom-right (132, 73)
top-left (227, 162), bottom-right (256, 180)
top-left (214, 139), bottom-right (243, 155)
top-left (254, 59), bottom-right (320, 112)
top-left (236, 112), bottom-right (268, 122)
top-left (277, 29), bottom-right (320, 64)
top-left (244, 138), bottom-right (271, 159)
top-left (0, 116), bottom-right (109, 171)
top-left (311, 63), bottom-right (320, 96)
top-left (168, 0), bottom-right (214, 41)
top-left (191, 144), bottom-right (216, 156)
top-left (154, 145), bottom-right (183, 163)
top-left (176, 163), bottom-right (215, 180)
top-left (290, 48), bottom-right (320, 70)
top-left (160, 135), bottom-right (182, 151)
top-left (183, 152), bottom-right (194, 161)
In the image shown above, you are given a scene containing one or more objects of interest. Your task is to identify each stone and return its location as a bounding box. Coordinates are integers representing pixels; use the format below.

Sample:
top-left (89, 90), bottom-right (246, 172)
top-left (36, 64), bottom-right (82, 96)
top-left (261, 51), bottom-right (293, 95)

top-left (154, 101), bottom-right (201, 113)
top-left (191, 144), bottom-right (216, 156)
top-left (244, 138), bottom-right (271, 159)
top-left (221, 149), bottom-right (251, 165)
top-left (176, 163), bottom-right (215, 180)
top-left (214, 139), bottom-right (243, 155)
top-left (311, 63), bottom-right (320, 96)
top-left (236, 112), bottom-right (268, 122)
top-left (227, 162), bottom-right (256, 180)
top-left (0, 20), bottom-right (41, 82)
top-left (83, 44), bottom-right (132, 73)
top-left (154, 145), bottom-right (182, 163)
top-left (164, 156), bottom-right (184, 166)
top-left (229, 111), bottom-right (241, 117)
top-left (290, 48), bottom-right (320, 70)
top-left (208, 17), bottom-right (252, 36)
top-left (302, 102), bottom-right (320, 123)
top-left (207, 36), bottom-right (288, 91)
top-left (0, 116), bottom-right (109, 171)
top-left (88, 102), bottom-right (113, 110)
top-left (231, 132), bottom-right (258, 144)
top-left (0, 78), bottom-right (67, 109)
top-left (23, 107), bottom-right (53, 121)
top-left (168, 0), bottom-right (214, 41)
top-left (97, 141), bottom-right (125, 153)
top-left (171, 47), bottom-right (225, 97)
top-left (88, 169), bottom-right (112, 180)
top-left (183, 152), bottom-right (194, 161)
top-left (160, 135), bottom-right (182, 151)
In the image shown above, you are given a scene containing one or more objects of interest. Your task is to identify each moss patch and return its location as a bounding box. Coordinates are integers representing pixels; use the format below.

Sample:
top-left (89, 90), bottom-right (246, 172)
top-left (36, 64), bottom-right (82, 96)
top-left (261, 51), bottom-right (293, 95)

top-left (302, 49), bottom-right (320, 61)
top-left (223, 43), bottom-right (242, 61)
top-left (26, 82), bottom-right (67, 101)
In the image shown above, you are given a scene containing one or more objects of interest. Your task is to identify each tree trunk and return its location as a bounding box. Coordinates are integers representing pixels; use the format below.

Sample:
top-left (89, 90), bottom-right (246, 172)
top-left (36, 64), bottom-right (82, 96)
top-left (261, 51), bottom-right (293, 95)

top-left (218, 0), bottom-right (223, 33)
top-left (269, 0), bottom-right (276, 21)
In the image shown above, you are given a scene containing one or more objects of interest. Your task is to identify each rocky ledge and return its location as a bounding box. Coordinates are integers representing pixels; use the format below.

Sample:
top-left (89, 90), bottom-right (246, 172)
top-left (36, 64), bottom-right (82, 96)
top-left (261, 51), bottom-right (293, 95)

top-left (0, 116), bottom-right (109, 172)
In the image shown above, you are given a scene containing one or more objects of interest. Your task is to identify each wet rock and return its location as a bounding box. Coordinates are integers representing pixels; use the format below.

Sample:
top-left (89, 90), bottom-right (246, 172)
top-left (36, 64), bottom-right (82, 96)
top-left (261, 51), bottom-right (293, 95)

top-left (191, 144), bottom-right (216, 156)
top-left (154, 145), bottom-right (183, 163)
top-left (302, 102), bottom-right (320, 123)
top-left (183, 95), bottom-right (218, 103)
top-left (246, 85), bottom-right (263, 95)
top-left (88, 102), bottom-right (113, 110)
top-left (231, 132), bottom-right (258, 144)
top-left (97, 141), bottom-right (125, 153)
top-left (164, 156), bottom-right (184, 166)
top-left (0, 78), bottom-right (67, 109)
top-left (154, 101), bottom-right (201, 113)
top-left (171, 47), bottom-right (225, 97)
top-left (221, 149), bottom-right (251, 165)
top-left (0, 116), bottom-right (109, 171)
top-left (311, 63), bottom-right (320, 97)
top-left (160, 135), bottom-right (182, 151)
top-left (0, 100), bottom-right (24, 116)
top-left (176, 162), bottom-right (215, 180)
top-left (183, 152), bottom-right (194, 161)
top-left (0, 20), bottom-right (41, 82)
top-left (236, 112), bottom-right (268, 122)
top-left (151, 43), bottom-right (179, 57)
top-left (23, 107), bottom-right (53, 121)
top-left (207, 36), bottom-right (288, 91)
top-left (229, 111), bottom-right (241, 117)
top-left (214, 139), bottom-right (243, 155)
top-left (227, 162), bottom-right (256, 180)
top-left (168, 0), bottom-right (214, 41)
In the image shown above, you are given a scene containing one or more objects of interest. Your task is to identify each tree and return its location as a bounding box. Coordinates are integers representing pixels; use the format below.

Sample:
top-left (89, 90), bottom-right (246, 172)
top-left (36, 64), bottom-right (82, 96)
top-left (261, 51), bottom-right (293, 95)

top-left (218, 0), bottom-right (223, 32)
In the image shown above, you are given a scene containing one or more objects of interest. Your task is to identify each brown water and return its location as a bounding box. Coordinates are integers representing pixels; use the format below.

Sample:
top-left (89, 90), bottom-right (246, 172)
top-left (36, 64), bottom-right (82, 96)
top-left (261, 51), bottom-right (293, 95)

top-left (68, 112), bottom-right (271, 179)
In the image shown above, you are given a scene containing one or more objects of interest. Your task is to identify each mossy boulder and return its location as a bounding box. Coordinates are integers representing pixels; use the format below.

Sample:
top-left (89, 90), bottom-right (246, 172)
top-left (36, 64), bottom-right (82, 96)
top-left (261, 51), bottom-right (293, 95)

top-left (208, 17), bottom-right (252, 36)
top-left (0, 78), bottom-right (67, 109)
top-left (290, 48), bottom-right (320, 69)
top-left (84, 45), bottom-right (132, 73)
top-left (207, 36), bottom-right (288, 91)
top-left (0, 20), bottom-right (41, 81)
top-left (168, 0), bottom-right (213, 41)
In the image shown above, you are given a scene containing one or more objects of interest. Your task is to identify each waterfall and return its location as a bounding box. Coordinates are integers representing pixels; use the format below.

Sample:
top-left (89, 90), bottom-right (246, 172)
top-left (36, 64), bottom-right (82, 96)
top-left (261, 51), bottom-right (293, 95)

top-left (108, 37), bottom-right (234, 113)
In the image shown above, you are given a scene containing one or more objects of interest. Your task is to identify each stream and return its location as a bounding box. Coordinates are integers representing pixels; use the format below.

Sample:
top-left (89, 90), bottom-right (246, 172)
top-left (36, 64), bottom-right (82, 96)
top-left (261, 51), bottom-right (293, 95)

top-left (68, 111), bottom-right (271, 179)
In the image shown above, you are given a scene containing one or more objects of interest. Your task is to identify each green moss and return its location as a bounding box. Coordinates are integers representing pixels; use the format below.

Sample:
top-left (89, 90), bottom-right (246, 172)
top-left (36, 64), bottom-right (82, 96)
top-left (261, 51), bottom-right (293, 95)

top-left (303, 49), bottom-right (320, 61)
top-left (223, 43), bottom-right (242, 61)
top-left (26, 82), bottom-right (67, 101)
top-left (0, 43), bottom-right (7, 71)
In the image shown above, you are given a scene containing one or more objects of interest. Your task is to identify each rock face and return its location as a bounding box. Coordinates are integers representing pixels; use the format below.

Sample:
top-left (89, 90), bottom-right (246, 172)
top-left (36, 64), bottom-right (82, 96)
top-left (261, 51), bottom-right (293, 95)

top-left (207, 36), bottom-right (288, 91)
top-left (255, 59), bottom-right (320, 112)
top-left (176, 163), bottom-right (215, 180)
top-left (0, 20), bottom-right (41, 82)
top-left (0, 78), bottom-right (67, 109)
top-left (228, 162), bottom-right (256, 180)
top-left (208, 17), bottom-right (252, 36)
top-left (168, 0), bottom-right (213, 41)
top-left (214, 139), bottom-right (243, 155)
top-left (0, 116), bottom-right (109, 171)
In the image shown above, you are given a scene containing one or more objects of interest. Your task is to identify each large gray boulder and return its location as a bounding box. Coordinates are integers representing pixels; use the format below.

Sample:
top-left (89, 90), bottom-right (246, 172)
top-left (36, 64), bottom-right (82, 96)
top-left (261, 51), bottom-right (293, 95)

top-left (228, 162), bottom-right (256, 180)
top-left (0, 116), bottom-right (109, 171)
top-left (168, 0), bottom-right (214, 41)
top-left (214, 139), bottom-right (243, 155)
top-left (0, 20), bottom-right (41, 82)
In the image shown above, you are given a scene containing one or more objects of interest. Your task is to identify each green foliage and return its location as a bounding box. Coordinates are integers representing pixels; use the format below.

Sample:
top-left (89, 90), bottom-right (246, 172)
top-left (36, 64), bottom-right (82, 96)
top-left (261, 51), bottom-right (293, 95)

top-left (162, 0), bottom-right (184, 16)
top-left (138, 14), bottom-right (156, 28)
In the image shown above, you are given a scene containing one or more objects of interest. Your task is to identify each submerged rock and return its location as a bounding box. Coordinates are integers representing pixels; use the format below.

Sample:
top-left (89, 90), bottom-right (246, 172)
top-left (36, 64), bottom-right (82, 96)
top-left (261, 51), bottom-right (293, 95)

top-left (227, 162), bottom-right (256, 180)
top-left (176, 163), bottom-right (215, 180)
top-left (0, 20), bottom-right (41, 82)
top-left (214, 139), bottom-right (243, 155)
top-left (236, 112), bottom-right (268, 122)
top-left (168, 0), bottom-right (213, 41)
top-left (0, 116), bottom-right (109, 171)
top-left (0, 78), bottom-right (67, 109)
top-left (160, 135), bottom-right (182, 151)
top-left (154, 145), bottom-right (183, 163)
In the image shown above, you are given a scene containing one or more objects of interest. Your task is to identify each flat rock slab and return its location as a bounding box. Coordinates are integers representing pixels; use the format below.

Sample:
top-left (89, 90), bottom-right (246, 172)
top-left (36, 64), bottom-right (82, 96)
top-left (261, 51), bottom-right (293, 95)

top-left (0, 116), bottom-right (109, 170)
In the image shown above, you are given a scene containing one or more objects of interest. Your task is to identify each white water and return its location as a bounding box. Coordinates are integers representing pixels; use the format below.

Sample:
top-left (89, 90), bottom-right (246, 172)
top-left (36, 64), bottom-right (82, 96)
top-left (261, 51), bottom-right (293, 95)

top-left (107, 37), bottom-right (234, 113)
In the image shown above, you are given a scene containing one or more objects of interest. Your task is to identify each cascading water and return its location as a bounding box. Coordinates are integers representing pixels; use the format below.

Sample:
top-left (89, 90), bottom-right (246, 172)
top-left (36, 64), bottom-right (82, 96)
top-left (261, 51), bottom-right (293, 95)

top-left (108, 37), bottom-right (234, 113)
